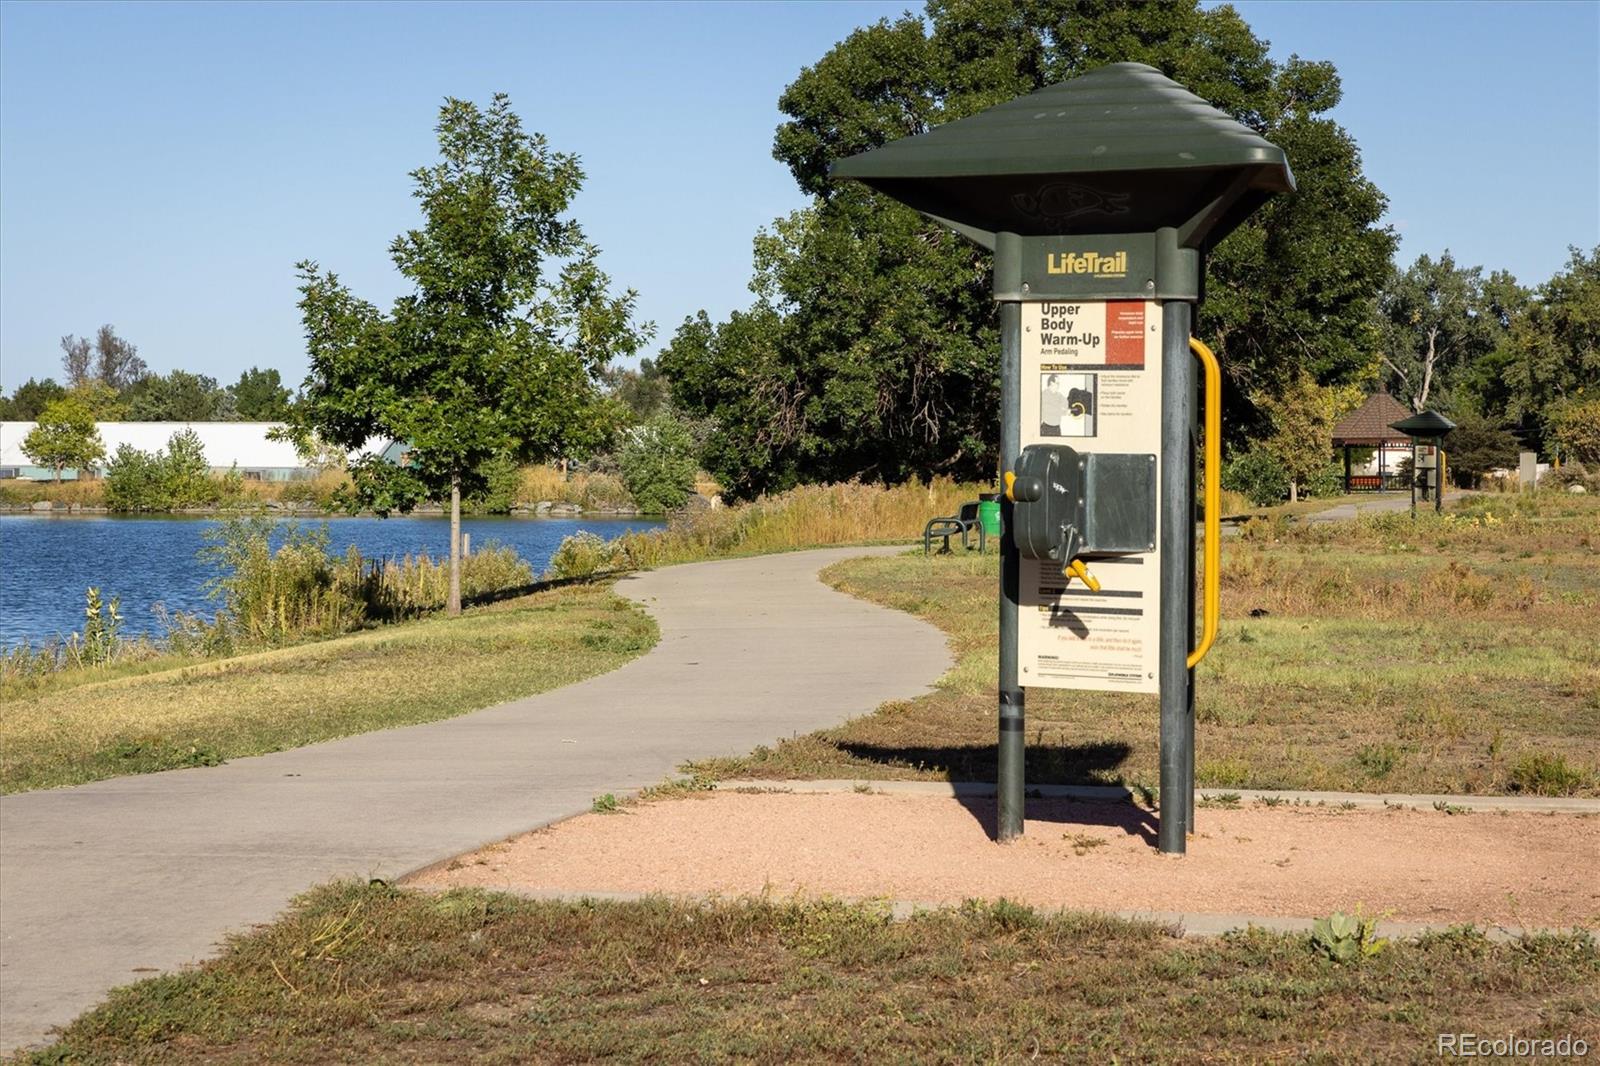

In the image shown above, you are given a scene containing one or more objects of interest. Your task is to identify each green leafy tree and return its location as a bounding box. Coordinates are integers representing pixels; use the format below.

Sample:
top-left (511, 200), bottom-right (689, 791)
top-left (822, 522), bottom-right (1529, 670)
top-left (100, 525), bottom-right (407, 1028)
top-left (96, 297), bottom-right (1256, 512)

top-left (68, 382), bottom-right (127, 420)
top-left (1258, 372), bottom-right (1353, 502)
top-left (123, 370), bottom-right (235, 421)
top-left (663, 1), bottom-right (1395, 497)
top-left (618, 412), bottom-right (700, 514)
top-left (162, 428), bottom-right (216, 507)
top-left (465, 454), bottom-right (522, 515)
top-left (1443, 410), bottom-right (1520, 488)
top-left (603, 357), bottom-right (671, 420)
top-left (22, 395), bottom-right (105, 482)
top-left (1487, 247), bottom-right (1600, 449)
top-left (103, 444), bottom-right (164, 511)
top-left (1221, 444), bottom-right (1289, 507)
top-left (285, 94), bottom-right (649, 614)
top-left (229, 366), bottom-right (294, 420)
top-left (659, 306), bottom-right (799, 498)
top-left (1, 377), bottom-right (66, 420)
top-left (1376, 252), bottom-right (1508, 414)
top-left (1548, 394), bottom-right (1600, 466)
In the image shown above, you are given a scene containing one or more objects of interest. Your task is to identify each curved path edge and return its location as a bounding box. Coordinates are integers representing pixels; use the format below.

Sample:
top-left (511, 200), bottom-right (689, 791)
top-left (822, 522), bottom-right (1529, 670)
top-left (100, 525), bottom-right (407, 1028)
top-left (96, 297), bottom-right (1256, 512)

top-left (0, 545), bottom-right (950, 1053)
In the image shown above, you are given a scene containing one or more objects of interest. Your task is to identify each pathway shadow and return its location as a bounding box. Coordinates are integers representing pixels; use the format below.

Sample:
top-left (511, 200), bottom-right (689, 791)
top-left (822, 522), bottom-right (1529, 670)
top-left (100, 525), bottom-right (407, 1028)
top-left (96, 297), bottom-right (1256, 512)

top-left (837, 740), bottom-right (1132, 787)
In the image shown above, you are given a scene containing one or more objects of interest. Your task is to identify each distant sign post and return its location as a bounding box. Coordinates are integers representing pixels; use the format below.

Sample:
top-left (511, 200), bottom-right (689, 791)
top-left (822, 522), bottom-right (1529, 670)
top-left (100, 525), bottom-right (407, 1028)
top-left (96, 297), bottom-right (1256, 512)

top-left (1391, 411), bottom-right (1457, 515)
top-left (834, 63), bottom-right (1293, 854)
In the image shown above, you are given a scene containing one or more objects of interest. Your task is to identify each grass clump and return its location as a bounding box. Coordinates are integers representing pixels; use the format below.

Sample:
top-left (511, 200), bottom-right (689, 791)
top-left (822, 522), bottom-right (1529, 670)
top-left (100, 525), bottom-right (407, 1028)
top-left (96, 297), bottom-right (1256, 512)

top-left (26, 881), bottom-right (1599, 1063)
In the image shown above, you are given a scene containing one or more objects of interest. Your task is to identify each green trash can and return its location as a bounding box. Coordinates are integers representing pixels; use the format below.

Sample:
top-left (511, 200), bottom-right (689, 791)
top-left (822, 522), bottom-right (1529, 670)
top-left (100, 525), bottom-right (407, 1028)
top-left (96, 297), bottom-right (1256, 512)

top-left (978, 493), bottom-right (1001, 539)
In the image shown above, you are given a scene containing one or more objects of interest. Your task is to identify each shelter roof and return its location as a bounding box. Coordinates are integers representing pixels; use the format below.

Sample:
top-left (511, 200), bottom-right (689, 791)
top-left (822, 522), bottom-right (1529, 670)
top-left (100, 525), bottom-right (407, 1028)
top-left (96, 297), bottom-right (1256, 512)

top-left (1330, 393), bottom-right (1413, 445)
top-left (1390, 410), bottom-right (1458, 437)
top-left (830, 62), bottom-right (1294, 244)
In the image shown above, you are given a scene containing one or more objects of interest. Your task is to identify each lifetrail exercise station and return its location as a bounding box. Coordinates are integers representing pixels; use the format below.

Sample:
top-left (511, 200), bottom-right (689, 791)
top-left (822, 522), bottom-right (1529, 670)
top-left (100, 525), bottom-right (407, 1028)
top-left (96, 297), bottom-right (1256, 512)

top-left (835, 62), bottom-right (1293, 854)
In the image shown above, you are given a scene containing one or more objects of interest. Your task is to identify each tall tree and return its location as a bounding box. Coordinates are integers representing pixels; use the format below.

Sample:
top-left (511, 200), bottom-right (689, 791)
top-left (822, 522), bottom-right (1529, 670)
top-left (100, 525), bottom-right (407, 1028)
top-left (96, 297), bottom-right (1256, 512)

top-left (603, 357), bottom-right (671, 420)
top-left (58, 326), bottom-right (147, 391)
top-left (1, 377), bottom-right (66, 420)
top-left (93, 325), bottom-right (147, 390)
top-left (122, 370), bottom-right (235, 421)
top-left (286, 94), bottom-right (648, 614)
top-left (1258, 372), bottom-right (1354, 502)
top-left (60, 335), bottom-right (93, 387)
top-left (1490, 246), bottom-right (1600, 449)
top-left (1376, 252), bottom-right (1505, 414)
top-left (663, 0), bottom-right (1395, 497)
top-left (22, 395), bottom-right (106, 482)
top-left (229, 366), bottom-right (294, 420)
top-left (1443, 410), bottom-right (1520, 488)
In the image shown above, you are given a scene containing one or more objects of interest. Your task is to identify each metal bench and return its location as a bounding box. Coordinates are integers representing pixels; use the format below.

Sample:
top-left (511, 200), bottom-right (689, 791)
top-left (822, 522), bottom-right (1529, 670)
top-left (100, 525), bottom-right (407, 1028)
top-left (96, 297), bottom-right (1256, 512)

top-left (924, 500), bottom-right (987, 555)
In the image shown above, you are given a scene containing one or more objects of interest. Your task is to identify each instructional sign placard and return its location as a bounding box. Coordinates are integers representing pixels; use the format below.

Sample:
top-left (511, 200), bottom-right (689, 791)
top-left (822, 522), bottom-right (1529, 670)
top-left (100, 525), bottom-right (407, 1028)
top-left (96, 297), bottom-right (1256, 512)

top-left (1018, 300), bottom-right (1163, 693)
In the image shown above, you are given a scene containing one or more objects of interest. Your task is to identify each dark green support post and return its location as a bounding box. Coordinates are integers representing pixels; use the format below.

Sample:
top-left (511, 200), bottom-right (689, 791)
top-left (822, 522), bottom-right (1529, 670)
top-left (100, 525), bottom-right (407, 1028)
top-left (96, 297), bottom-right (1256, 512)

top-left (1158, 298), bottom-right (1195, 854)
top-left (997, 297), bottom-right (1025, 842)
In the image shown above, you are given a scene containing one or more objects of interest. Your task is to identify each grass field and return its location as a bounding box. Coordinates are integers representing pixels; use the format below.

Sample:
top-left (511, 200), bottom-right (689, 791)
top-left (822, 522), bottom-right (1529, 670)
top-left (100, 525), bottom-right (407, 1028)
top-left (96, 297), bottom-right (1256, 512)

top-left (0, 581), bottom-right (656, 794)
top-left (690, 493), bottom-right (1600, 797)
top-left (24, 881), bottom-right (1598, 1064)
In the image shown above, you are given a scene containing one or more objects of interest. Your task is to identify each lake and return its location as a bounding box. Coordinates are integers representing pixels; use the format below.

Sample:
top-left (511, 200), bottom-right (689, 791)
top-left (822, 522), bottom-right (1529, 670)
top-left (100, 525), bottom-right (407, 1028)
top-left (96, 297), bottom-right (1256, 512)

top-left (0, 514), bottom-right (665, 648)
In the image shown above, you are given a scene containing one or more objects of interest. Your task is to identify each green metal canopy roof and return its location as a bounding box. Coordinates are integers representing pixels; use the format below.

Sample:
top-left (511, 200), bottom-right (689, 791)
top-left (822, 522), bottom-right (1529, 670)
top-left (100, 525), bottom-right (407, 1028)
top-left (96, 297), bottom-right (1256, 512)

top-left (1390, 411), bottom-right (1458, 437)
top-left (831, 62), bottom-right (1294, 247)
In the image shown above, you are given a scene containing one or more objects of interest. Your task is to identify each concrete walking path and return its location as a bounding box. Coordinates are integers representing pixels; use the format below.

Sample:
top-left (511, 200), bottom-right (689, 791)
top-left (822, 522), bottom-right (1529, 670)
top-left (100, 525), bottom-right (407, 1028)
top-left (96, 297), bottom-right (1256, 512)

top-left (0, 546), bottom-right (951, 1053)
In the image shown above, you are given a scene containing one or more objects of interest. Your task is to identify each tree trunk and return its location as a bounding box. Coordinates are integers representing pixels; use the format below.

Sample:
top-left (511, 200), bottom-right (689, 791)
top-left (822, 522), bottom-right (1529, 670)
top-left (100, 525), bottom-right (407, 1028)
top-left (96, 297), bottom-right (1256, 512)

top-left (1289, 479), bottom-right (1299, 504)
top-left (448, 476), bottom-right (462, 617)
top-left (53, 464), bottom-right (62, 485)
top-left (1417, 328), bottom-right (1438, 412)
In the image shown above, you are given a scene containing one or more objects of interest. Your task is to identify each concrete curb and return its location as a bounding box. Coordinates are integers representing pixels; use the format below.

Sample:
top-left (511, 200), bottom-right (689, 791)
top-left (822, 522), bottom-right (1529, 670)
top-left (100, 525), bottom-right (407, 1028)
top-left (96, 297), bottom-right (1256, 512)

top-left (406, 884), bottom-right (1589, 943)
top-left (722, 778), bottom-right (1600, 814)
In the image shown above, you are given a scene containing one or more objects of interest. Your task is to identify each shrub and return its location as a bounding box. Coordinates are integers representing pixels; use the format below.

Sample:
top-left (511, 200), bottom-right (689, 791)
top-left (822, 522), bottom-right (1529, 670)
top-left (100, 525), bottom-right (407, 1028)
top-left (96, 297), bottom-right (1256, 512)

top-left (201, 516), bottom-right (538, 644)
top-left (618, 413), bottom-right (700, 514)
top-left (202, 516), bottom-right (365, 645)
top-left (1507, 752), bottom-right (1589, 796)
top-left (104, 430), bottom-right (225, 512)
top-left (1300, 458), bottom-right (1346, 499)
top-left (1540, 461), bottom-right (1597, 494)
top-left (577, 472), bottom-right (634, 511)
top-left (545, 531), bottom-right (617, 579)
top-left (103, 444), bottom-right (165, 512)
top-left (362, 543), bottom-right (534, 619)
top-left (1223, 445), bottom-right (1290, 507)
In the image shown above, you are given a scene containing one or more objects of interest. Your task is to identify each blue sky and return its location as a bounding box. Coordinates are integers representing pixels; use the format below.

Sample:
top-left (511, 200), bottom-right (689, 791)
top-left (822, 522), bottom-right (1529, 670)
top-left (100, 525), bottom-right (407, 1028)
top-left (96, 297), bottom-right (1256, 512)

top-left (1, 0), bottom-right (1595, 392)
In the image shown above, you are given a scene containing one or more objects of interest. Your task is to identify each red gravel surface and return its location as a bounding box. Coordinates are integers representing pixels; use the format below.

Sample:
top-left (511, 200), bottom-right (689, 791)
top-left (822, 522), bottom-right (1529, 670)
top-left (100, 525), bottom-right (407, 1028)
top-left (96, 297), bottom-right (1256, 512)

top-left (413, 792), bottom-right (1600, 928)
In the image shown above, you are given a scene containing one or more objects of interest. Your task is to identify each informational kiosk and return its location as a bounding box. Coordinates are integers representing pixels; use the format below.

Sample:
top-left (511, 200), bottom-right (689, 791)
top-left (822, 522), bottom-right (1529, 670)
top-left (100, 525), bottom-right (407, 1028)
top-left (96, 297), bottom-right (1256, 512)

top-left (1391, 410), bottom-right (1457, 514)
top-left (834, 63), bottom-right (1293, 853)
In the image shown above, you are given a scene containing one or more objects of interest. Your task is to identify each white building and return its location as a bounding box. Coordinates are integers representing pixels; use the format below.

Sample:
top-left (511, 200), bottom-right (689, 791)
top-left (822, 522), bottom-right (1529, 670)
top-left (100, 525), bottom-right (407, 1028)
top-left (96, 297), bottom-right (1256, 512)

top-left (0, 422), bottom-right (316, 482)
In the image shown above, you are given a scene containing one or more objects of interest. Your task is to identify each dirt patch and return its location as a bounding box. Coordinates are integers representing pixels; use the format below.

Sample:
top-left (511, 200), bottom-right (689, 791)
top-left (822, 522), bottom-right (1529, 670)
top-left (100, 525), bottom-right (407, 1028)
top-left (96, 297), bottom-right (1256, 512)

top-left (412, 791), bottom-right (1600, 928)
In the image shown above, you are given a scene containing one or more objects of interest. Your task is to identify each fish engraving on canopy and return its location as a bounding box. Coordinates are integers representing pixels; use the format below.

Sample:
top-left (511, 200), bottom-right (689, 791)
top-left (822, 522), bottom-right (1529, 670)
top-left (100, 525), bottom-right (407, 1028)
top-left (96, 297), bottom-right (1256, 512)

top-left (1012, 182), bottom-right (1131, 222)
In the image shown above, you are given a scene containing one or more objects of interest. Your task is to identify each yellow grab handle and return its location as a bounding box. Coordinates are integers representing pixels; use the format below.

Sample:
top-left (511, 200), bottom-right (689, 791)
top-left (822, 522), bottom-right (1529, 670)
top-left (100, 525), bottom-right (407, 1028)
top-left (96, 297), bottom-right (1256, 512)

top-left (1064, 558), bottom-right (1101, 593)
top-left (1188, 336), bottom-right (1221, 670)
